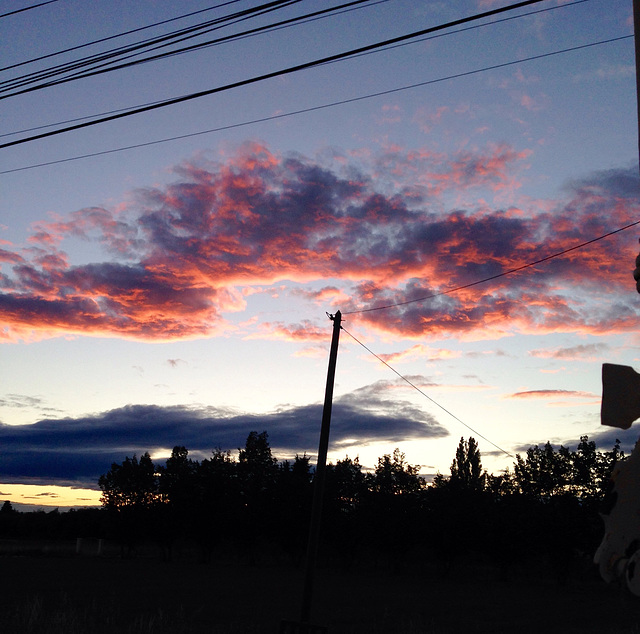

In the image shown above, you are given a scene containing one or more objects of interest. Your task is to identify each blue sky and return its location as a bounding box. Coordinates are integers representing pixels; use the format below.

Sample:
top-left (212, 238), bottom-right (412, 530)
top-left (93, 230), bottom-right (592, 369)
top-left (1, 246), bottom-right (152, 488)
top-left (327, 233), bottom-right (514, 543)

top-left (1, 0), bottom-right (639, 507)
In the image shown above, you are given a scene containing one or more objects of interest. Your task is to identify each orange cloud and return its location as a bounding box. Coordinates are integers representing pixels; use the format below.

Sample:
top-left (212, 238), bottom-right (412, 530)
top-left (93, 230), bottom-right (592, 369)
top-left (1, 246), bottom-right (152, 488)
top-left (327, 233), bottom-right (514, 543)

top-left (506, 389), bottom-right (599, 405)
top-left (1, 143), bottom-right (638, 343)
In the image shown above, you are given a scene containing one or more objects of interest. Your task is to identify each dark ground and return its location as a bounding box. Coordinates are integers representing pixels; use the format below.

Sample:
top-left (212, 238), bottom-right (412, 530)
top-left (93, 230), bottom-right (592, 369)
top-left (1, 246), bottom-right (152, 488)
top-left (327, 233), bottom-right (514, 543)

top-left (1, 546), bottom-right (639, 633)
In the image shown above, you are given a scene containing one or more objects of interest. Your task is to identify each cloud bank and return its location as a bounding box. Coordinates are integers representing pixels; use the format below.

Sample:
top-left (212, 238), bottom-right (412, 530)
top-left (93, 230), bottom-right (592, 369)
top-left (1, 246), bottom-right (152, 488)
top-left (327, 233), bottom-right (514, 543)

top-left (0, 381), bottom-right (446, 487)
top-left (1, 142), bottom-right (638, 343)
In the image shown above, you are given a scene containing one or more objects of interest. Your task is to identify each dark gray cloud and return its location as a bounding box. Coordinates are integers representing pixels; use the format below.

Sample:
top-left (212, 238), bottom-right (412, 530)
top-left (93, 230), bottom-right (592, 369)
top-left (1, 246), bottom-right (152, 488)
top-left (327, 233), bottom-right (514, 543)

top-left (0, 384), bottom-right (446, 488)
top-left (584, 427), bottom-right (640, 457)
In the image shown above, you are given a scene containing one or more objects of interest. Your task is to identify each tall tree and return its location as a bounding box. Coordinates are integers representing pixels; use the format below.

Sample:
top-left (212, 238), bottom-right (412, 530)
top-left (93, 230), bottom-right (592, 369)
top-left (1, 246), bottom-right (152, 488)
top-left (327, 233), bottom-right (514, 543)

top-left (99, 452), bottom-right (159, 510)
top-left (512, 436), bottom-right (623, 502)
top-left (326, 456), bottom-right (367, 507)
top-left (155, 446), bottom-right (199, 558)
top-left (274, 454), bottom-right (313, 562)
top-left (514, 441), bottom-right (577, 498)
top-left (193, 448), bottom-right (238, 562)
top-left (238, 430), bottom-right (278, 498)
top-left (373, 448), bottom-right (424, 496)
top-left (237, 431), bottom-right (279, 562)
top-left (449, 437), bottom-right (485, 491)
top-left (98, 452), bottom-right (159, 556)
top-left (158, 446), bottom-right (197, 508)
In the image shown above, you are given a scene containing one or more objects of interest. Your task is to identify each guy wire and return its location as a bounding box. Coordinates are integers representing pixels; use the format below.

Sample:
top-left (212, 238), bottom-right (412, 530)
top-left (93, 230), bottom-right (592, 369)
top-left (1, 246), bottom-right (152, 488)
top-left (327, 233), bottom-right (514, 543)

top-left (340, 324), bottom-right (514, 458)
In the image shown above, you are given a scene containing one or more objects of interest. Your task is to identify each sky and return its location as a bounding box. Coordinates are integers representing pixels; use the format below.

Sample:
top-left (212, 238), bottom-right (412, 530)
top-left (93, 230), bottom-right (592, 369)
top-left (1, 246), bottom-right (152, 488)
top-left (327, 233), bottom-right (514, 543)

top-left (1, 0), bottom-right (640, 509)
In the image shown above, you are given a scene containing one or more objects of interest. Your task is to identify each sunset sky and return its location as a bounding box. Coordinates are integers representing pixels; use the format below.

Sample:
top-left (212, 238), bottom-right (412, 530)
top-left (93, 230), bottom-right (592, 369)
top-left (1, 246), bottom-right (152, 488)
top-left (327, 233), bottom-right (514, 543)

top-left (2, 0), bottom-right (639, 509)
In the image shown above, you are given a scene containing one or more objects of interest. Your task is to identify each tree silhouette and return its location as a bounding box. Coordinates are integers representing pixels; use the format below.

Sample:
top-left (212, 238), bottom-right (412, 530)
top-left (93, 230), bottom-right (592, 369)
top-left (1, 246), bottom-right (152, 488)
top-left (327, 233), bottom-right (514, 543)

top-left (275, 454), bottom-right (313, 563)
top-left (357, 449), bottom-right (425, 570)
top-left (433, 437), bottom-right (485, 492)
top-left (193, 447), bottom-right (239, 562)
top-left (98, 452), bottom-right (159, 557)
top-left (572, 435), bottom-right (623, 501)
top-left (99, 452), bottom-right (159, 510)
top-left (238, 430), bottom-right (278, 498)
top-left (237, 431), bottom-right (279, 563)
top-left (87, 432), bottom-right (623, 578)
top-left (323, 456), bottom-right (368, 565)
top-left (156, 446), bottom-right (198, 559)
top-left (451, 436), bottom-right (485, 491)
top-left (159, 446), bottom-right (197, 506)
top-left (373, 448), bottom-right (424, 496)
top-left (510, 436), bottom-right (622, 501)
top-left (513, 441), bottom-right (570, 498)
top-left (326, 456), bottom-right (367, 508)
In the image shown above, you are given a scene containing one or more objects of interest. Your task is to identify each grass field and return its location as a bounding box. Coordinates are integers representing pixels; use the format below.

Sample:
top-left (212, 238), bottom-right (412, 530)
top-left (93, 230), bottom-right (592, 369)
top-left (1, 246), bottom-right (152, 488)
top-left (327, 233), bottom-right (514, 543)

top-left (1, 548), bottom-right (640, 633)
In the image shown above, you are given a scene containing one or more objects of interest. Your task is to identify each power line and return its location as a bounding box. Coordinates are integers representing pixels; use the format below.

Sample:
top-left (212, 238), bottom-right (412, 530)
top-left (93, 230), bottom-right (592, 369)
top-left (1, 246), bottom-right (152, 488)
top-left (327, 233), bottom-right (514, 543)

top-left (0, 0), bottom-right (580, 139)
top-left (343, 219), bottom-right (640, 316)
top-left (0, 0), bottom-right (550, 150)
top-left (0, 0), bottom-right (60, 20)
top-left (0, 0), bottom-right (585, 140)
top-left (346, 0), bottom-right (589, 64)
top-left (1, 34), bottom-right (629, 175)
top-left (0, 0), bottom-right (244, 72)
top-left (340, 325), bottom-right (514, 457)
top-left (0, 0), bottom-right (381, 99)
top-left (0, 0), bottom-right (304, 97)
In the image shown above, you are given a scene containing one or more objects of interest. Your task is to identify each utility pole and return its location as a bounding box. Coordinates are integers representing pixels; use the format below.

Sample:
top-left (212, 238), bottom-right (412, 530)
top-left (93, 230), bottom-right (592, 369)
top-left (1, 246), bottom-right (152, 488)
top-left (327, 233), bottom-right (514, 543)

top-left (634, 0), bottom-right (640, 173)
top-left (635, 0), bottom-right (640, 169)
top-left (634, 0), bottom-right (640, 291)
top-left (290, 310), bottom-right (342, 634)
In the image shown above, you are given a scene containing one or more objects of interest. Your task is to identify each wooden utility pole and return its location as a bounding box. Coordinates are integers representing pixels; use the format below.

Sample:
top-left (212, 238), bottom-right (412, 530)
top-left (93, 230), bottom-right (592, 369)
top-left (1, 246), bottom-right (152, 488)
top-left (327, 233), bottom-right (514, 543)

top-left (634, 0), bottom-right (640, 171)
top-left (298, 310), bottom-right (342, 632)
top-left (633, 0), bottom-right (640, 293)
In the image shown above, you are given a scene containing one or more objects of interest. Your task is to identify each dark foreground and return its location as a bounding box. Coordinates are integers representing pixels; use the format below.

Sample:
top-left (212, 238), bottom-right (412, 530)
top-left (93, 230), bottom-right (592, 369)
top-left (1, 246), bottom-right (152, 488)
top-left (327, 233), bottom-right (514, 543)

top-left (1, 550), bottom-right (639, 634)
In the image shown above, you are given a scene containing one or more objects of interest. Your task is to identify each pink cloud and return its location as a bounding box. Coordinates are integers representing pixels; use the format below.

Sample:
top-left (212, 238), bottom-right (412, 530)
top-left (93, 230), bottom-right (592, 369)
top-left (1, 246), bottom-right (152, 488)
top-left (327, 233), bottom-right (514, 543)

top-left (0, 248), bottom-right (24, 264)
top-left (1, 143), bottom-right (638, 343)
top-left (505, 389), bottom-right (600, 407)
top-left (507, 389), bottom-right (598, 399)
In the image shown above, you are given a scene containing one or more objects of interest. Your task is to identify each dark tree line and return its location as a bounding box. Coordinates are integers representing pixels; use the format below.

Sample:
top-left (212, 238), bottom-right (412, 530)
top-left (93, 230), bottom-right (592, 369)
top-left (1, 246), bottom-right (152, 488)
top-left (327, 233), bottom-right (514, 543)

top-left (0, 432), bottom-right (623, 581)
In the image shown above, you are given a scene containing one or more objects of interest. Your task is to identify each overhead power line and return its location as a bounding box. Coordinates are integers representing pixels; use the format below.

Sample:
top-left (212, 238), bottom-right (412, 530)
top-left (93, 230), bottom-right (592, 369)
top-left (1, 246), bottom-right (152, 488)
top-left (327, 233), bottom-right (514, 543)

top-left (341, 325), bottom-right (513, 457)
top-left (0, 0), bottom-right (60, 20)
top-left (0, 0), bottom-right (550, 150)
top-left (0, 0), bottom-right (584, 140)
top-left (0, 0), bottom-right (586, 141)
top-left (343, 219), bottom-right (640, 316)
top-left (0, 0), bottom-right (304, 97)
top-left (0, 34), bottom-right (629, 175)
top-left (1, 0), bottom-right (244, 72)
top-left (0, 0), bottom-right (382, 100)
